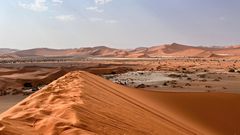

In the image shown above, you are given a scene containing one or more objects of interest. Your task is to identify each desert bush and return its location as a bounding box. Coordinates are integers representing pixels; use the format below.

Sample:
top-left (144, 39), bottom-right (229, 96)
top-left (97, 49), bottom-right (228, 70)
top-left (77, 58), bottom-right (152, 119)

top-left (23, 82), bottom-right (33, 88)
top-left (228, 68), bottom-right (235, 72)
top-left (135, 84), bottom-right (146, 88)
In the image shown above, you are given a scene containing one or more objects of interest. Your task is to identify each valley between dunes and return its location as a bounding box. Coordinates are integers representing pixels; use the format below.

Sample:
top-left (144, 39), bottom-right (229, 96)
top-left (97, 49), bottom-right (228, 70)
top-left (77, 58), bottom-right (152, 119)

top-left (0, 71), bottom-right (240, 135)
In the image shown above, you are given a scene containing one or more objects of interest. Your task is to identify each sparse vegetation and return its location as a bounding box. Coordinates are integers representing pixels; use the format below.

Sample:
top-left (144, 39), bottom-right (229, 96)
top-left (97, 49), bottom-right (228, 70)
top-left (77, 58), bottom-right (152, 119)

top-left (135, 84), bottom-right (146, 88)
top-left (228, 68), bottom-right (235, 72)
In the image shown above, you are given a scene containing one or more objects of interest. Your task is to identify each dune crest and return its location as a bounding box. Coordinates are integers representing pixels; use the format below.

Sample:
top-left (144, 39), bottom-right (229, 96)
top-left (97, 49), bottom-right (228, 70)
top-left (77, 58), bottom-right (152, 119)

top-left (0, 71), bottom-right (200, 135)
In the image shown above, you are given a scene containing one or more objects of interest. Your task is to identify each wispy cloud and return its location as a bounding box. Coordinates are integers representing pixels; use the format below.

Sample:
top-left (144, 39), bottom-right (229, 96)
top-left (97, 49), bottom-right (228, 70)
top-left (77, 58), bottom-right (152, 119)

top-left (86, 0), bottom-right (113, 13)
top-left (55, 15), bottom-right (76, 22)
top-left (52, 0), bottom-right (63, 4)
top-left (86, 6), bottom-right (104, 13)
top-left (52, 0), bottom-right (63, 6)
top-left (19, 0), bottom-right (48, 12)
top-left (95, 0), bottom-right (112, 5)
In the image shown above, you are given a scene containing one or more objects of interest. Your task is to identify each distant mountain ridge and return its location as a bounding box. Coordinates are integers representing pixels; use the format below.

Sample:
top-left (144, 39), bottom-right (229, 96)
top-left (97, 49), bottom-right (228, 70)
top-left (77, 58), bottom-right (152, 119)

top-left (1, 43), bottom-right (240, 58)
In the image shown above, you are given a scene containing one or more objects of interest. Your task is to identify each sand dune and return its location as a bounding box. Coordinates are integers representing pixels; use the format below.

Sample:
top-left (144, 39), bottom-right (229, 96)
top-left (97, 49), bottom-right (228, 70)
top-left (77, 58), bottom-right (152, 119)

top-left (0, 49), bottom-right (18, 55)
top-left (129, 90), bottom-right (240, 135)
top-left (0, 67), bottom-right (68, 94)
top-left (8, 46), bottom-right (128, 58)
top-left (1, 71), bottom-right (240, 135)
top-left (0, 71), bottom-right (200, 135)
top-left (2, 43), bottom-right (240, 58)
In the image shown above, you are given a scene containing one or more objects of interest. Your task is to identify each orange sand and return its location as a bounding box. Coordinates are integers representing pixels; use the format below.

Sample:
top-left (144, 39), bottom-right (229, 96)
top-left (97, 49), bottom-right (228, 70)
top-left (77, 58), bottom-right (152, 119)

top-left (0, 71), bottom-right (199, 135)
top-left (0, 71), bottom-right (240, 135)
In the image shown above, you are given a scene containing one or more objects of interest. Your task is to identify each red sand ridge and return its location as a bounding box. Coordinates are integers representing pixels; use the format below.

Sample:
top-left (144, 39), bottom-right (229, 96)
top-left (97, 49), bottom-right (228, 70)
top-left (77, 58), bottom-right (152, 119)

top-left (0, 71), bottom-right (200, 135)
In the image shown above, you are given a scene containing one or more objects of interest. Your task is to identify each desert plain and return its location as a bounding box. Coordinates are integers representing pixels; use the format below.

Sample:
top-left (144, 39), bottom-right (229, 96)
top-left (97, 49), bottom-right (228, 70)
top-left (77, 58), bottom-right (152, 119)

top-left (0, 44), bottom-right (240, 135)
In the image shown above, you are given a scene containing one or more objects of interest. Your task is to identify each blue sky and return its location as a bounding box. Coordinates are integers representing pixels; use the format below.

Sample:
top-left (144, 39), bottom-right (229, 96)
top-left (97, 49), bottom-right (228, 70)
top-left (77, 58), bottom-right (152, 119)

top-left (0, 0), bottom-right (240, 49)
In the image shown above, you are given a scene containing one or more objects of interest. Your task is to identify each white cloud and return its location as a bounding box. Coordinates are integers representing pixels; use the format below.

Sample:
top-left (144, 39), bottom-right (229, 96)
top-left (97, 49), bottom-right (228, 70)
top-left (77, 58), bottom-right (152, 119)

top-left (86, 0), bottom-right (113, 13)
top-left (55, 15), bottom-right (76, 22)
top-left (52, 0), bottom-right (63, 4)
top-left (52, 0), bottom-right (63, 5)
top-left (19, 0), bottom-right (48, 12)
top-left (95, 0), bottom-right (112, 5)
top-left (86, 6), bottom-right (104, 13)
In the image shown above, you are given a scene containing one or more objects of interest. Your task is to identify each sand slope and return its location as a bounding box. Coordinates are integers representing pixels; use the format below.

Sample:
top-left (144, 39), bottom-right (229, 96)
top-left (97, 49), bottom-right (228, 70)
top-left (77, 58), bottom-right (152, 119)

top-left (0, 71), bottom-right (199, 135)
top-left (129, 90), bottom-right (240, 135)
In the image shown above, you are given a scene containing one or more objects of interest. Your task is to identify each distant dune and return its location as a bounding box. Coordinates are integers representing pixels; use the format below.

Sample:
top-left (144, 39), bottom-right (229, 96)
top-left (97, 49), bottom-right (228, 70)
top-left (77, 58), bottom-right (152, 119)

top-left (0, 48), bottom-right (18, 55)
top-left (0, 49), bottom-right (19, 59)
top-left (1, 43), bottom-right (240, 58)
top-left (5, 46), bottom-right (129, 58)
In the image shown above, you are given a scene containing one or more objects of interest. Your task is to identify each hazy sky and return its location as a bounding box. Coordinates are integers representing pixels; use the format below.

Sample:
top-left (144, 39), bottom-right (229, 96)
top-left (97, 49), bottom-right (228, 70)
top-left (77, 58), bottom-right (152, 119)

top-left (1, 0), bottom-right (240, 49)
